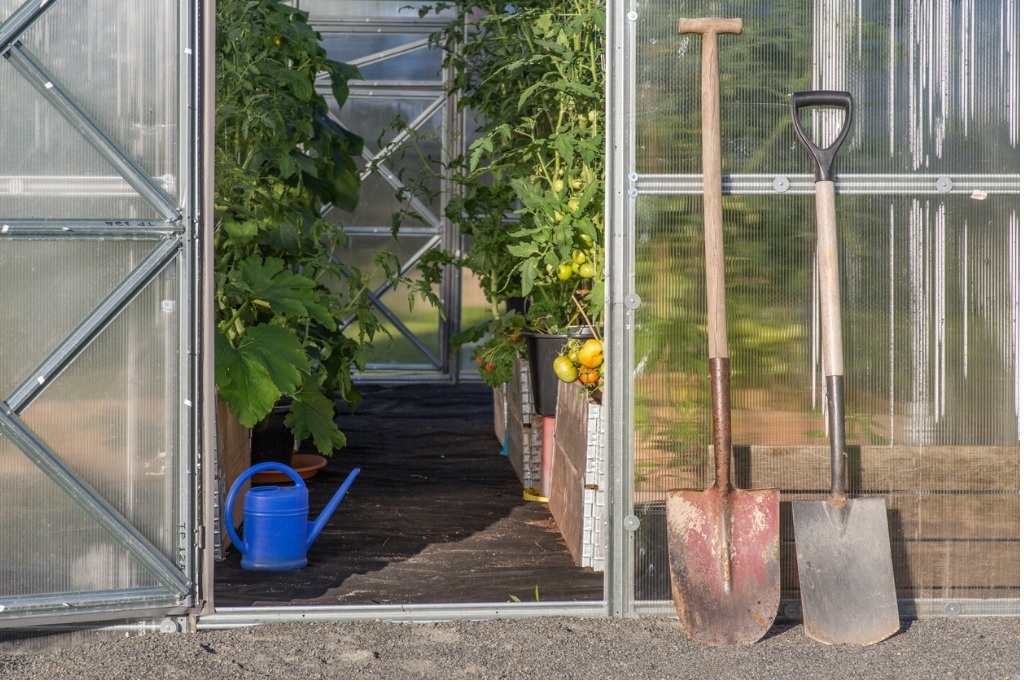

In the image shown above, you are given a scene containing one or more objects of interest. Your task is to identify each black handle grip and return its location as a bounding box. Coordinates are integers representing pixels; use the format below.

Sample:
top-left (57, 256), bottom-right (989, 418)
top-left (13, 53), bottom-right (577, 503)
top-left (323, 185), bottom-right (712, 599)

top-left (790, 90), bottom-right (853, 181)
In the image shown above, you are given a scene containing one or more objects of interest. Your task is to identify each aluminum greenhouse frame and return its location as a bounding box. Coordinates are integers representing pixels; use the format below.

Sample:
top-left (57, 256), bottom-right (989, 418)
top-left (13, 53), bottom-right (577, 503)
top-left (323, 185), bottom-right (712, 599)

top-left (0, 0), bottom-right (1017, 638)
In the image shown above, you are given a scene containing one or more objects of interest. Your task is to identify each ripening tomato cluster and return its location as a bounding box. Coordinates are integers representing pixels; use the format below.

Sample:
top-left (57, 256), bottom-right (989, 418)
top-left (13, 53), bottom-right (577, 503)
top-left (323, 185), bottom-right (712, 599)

top-left (552, 337), bottom-right (604, 392)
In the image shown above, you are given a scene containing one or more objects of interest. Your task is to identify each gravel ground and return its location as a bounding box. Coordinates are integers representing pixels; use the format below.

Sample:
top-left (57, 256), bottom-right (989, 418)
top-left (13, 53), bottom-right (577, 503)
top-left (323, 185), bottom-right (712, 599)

top-left (0, 616), bottom-right (1018, 679)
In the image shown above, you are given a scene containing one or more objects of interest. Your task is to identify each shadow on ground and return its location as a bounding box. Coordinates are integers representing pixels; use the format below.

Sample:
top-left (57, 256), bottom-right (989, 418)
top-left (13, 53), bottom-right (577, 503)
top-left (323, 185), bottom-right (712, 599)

top-left (214, 383), bottom-right (604, 607)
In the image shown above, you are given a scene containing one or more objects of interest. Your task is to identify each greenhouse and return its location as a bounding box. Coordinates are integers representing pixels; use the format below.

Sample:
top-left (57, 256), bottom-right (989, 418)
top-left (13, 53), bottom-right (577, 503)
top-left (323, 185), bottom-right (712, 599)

top-left (0, 0), bottom-right (1017, 642)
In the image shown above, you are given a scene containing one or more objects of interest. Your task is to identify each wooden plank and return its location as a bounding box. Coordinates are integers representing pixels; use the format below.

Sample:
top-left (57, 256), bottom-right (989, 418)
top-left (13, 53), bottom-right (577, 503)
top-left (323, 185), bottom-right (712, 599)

top-left (216, 399), bottom-right (251, 549)
top-left (777, 539), bottom-right (1019, 592)
top-left (550, 435), bottom-right (583, 566)
top-left (776, 494), bottom-right (1019, 541)
top-left (505, 360), bottom-right (543, 489)
top-left (492, 386), bottom-right (506, 443)
top-left (554, 380), bottom-right (592, 476)
top-left (635, 500), bottom-right (1018, 598)
top-left (707, 445), bottom-right (1019, 491)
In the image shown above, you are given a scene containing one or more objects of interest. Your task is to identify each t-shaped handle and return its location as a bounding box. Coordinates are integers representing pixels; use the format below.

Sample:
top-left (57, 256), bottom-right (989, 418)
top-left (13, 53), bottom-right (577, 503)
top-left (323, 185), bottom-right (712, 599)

top-left (677, 17), bottom-right (743, 37)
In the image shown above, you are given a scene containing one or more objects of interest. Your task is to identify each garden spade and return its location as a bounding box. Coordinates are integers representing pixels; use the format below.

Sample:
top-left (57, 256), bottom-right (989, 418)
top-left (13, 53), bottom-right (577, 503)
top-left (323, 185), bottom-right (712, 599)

top-left (789, 91), bottom-right (900, 646)
top-left (666, 17), bottom-right (780, 647)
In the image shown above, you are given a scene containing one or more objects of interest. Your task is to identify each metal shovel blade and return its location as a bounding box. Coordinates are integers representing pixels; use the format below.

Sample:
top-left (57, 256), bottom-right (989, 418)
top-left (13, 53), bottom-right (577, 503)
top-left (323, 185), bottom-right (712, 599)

top-left (667, 486), bottom-right (780, 645)
top-left (792, 497), bottom-right (900, 645)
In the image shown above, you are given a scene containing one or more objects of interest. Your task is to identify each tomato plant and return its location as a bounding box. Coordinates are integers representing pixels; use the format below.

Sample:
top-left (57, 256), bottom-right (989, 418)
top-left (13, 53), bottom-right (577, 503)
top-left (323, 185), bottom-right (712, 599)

top-left (215, 0), bottom-right (441, 453)
top-left (422, 0), bottom-right (605, 341)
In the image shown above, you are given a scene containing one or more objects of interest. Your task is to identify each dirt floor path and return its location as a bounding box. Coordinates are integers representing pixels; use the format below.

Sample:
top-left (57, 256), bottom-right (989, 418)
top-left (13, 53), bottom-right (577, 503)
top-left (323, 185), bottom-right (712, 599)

top-left (215, 383), bottom-right (603, 606)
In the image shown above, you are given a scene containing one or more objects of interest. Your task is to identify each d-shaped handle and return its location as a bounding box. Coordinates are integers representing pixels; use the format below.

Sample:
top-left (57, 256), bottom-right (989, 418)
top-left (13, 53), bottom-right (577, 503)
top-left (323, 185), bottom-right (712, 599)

top-left (790, 90), bottom-right (853, 181)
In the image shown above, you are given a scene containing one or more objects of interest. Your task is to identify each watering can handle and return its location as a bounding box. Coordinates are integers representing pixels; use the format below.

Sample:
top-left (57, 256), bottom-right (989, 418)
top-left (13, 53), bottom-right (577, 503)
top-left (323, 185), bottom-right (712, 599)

top-left (223, 462), bottom-right (307, 554)
top-left (790, 90), bottom-right (853, 182)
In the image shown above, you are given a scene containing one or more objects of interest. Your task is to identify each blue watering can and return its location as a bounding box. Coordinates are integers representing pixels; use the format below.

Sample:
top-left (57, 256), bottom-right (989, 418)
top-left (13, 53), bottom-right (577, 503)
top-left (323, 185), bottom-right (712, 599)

top-left (225, 462), bottom-right (360, 570)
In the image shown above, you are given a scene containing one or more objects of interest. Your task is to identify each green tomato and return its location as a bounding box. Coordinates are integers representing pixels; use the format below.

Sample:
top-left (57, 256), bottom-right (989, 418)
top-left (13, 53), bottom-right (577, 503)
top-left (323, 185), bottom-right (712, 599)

top-left (579, 262), bottom-right (596, 278)
top-left (572, 249), bottom-right (588, 265)
top-left (556, 263), bottom-right (573, 281)
top-left (552, 355), bottom-right (578, 383)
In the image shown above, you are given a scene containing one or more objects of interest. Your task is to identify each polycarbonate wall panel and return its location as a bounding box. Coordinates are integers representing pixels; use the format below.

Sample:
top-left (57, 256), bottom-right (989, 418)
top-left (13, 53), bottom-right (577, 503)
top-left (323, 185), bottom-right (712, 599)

top-left (0, 250), bottom-right (180, 595)
top-left (630, 0), bottom-right (1019, 602)
top-left (0, 0), bottom-right (178, 219)
top-left (295, 0), bottom-right (454, 20)
top-left (0, 241), bottom-right (152, 398)
top-left (322, 33), bottom-right (443, 82)
top-left (635, 0), bottom-right (1018, 176)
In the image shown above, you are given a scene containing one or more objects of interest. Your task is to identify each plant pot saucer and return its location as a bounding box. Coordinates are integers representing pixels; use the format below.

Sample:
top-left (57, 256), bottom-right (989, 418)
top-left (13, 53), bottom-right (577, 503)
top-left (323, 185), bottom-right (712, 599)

top-left (252, 453), bottom-right (328, 484)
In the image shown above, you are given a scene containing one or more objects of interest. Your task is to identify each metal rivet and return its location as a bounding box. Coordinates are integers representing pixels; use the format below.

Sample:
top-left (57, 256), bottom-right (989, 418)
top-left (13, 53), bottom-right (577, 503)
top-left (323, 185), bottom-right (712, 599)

top-left (772, 176), bottom-right (790, 193)
top-left (626, 10), bottom-right (638, 21)
top-left (623, 515), bottom-right (641, 531)
top-left (944, 602), bottom-right (962, 617)
top-left (936, 176), bottom-right (953, 193)
top-left (624, 293), bottom-right (642, 310)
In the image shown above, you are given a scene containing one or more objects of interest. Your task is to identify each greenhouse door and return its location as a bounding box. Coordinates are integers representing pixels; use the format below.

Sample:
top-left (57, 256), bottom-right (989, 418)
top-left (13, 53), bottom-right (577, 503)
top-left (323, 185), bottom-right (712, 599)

top-left (306, 2), bottom-right (475, 380)
top-left (0, 0), bottom-right (209, 628)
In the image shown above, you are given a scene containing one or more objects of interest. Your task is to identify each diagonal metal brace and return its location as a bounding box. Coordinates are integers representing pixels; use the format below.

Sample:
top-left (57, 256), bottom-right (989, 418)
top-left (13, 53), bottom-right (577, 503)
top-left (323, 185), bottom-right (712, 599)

top-left (0, 407), bottom-right (190, 598)
top-left (6, 239), bottom-right (182, 413)
top-left (4, 43), bottom-right (180, 221)
top-left (0, 0), bottom-right (55, 58)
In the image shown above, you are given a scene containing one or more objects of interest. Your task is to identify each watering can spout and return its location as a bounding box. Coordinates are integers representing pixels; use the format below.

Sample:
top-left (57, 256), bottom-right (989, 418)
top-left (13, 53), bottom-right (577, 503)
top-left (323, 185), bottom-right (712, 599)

top-left (306, 467), bottom-right (360, 550)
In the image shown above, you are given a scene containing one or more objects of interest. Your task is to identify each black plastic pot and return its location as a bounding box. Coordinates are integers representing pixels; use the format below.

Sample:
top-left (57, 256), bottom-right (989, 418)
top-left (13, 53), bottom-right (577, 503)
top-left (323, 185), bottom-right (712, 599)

top-left (525, 333), bottom-right (565, 417)
top-left (250, 409), bottom-right (295, 466)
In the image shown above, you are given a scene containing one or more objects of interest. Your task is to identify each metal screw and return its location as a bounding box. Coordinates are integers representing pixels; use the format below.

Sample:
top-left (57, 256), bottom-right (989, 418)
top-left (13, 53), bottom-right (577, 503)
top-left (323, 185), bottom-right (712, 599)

top-left (944, 602), bottom-right (962, 617)
top-left (628, 188), bottom-right (639, 198)
top-left (624, 293), bottom-right (642, 310)
top-left (623, 515), bottom-right (641, 531)
top-left (627, 171), bottom-right (639, 182)
top-left (627, 10), bottom-right (638, 21)
top-left (772, 176), bottom-right (790, 193)
top-left (935, 176), bottom-right (953, 193)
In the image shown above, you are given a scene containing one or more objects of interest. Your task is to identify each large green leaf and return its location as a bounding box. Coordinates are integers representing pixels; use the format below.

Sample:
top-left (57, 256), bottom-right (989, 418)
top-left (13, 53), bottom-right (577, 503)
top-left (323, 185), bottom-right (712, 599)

top-left (231, 255), bottom-right (334, 327)
top-left (284, 377), bottom-right (347, 455)
top-left (216, 324), bottom-right (309, 428)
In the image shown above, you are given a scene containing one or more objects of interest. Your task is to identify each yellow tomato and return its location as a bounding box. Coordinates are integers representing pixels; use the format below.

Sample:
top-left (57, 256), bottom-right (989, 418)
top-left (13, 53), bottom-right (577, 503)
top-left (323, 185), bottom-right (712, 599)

top-left (577, 338), bottom-right (604, 369)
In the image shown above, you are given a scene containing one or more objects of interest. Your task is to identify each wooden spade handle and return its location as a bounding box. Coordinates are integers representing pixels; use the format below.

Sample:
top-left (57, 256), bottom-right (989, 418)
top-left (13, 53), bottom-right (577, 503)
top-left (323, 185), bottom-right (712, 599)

top-left (679, 17), bottom-right (742, 492)
top-left (678, 17), bottom-right (742, 361)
